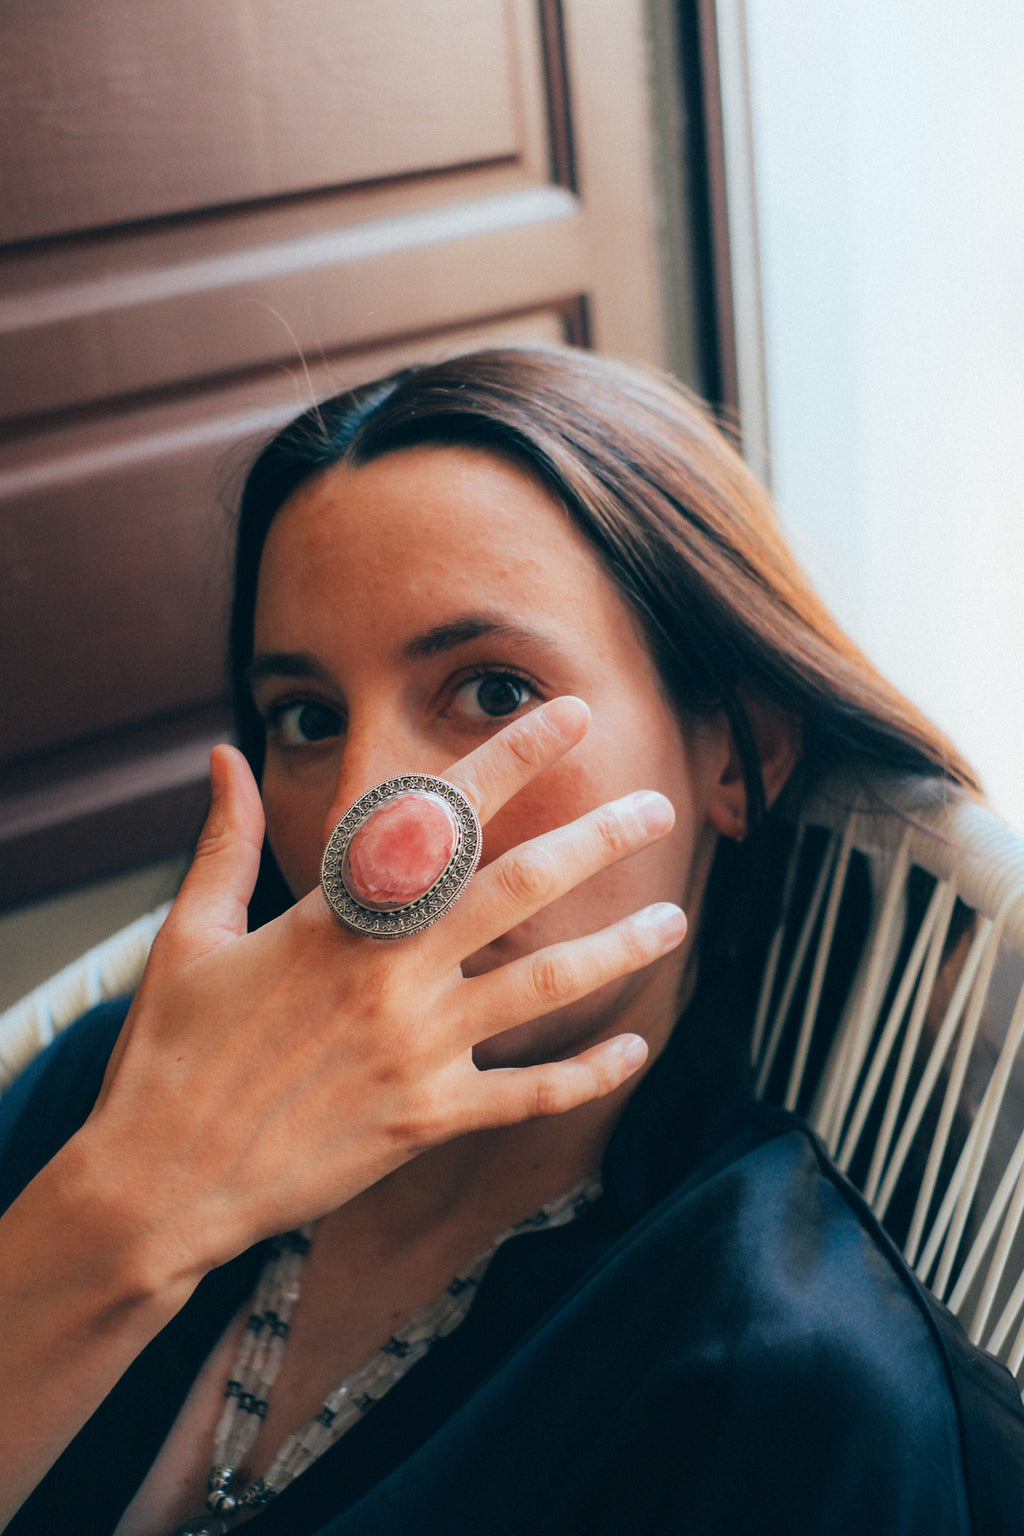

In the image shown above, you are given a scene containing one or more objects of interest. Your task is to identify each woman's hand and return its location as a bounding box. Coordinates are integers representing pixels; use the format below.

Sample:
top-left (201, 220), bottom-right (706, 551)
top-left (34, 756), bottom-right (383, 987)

top-left (82, 697), bottom-right (684, 1283)
top-left (0, 697), bottom-right (685, 1523)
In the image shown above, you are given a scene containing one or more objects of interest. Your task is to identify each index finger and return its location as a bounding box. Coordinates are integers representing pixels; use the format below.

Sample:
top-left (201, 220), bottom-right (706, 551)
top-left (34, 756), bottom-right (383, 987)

top-left (444, 696), bottom-right (591, 824)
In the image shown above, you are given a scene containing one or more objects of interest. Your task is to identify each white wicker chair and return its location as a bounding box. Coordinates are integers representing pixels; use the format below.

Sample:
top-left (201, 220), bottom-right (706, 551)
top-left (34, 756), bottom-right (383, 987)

top-left (752, 774), bottom-right (1024, 1388)
top-left (0, 903), bottom-right (170, 1091)
top-left (2, 775), bottom-right (1024, 1390)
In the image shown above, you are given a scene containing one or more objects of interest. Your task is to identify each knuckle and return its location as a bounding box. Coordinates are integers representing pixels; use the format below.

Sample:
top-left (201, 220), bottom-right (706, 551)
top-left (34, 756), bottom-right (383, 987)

top-left (531, 951), bottom-right (577, 1008)
top-left (591, 805), bottom-right (635, 860)
top-left (588, 1055), bottom-right (622, 1098)
top-left (386, 1102), bottom-right (423, 1149)
top-left (193, 821), bottom-right (237, 866)
top-left (528, 1072), bottom-right (568, 1120)
top-left (495, 848), bottom-right (553, 908)
top-left (354, 960), bottom-right (399, 1015)
top-left (619, 919), bottom-right (655, 969)
top-left (500, 715), bottom-right (551, 772)
top-left (391, 1086), bottom-right (447, 1151)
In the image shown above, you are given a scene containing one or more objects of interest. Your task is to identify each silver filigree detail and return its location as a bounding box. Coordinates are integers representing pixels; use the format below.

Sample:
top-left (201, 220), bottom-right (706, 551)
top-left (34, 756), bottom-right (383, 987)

top-left (319, 775), bottom-right (482, 939)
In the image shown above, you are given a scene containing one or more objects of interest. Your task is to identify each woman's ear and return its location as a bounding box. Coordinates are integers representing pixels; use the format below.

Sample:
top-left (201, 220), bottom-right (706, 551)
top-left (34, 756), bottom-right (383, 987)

top-left (706, 697), bottom-right (801, 840)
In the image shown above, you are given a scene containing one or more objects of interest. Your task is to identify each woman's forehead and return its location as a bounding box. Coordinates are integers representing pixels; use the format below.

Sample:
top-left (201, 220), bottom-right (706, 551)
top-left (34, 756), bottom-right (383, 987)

top-left (253, 445), bottom-right (651, 671)
top-left (260, 445), bottom-right (607, 598)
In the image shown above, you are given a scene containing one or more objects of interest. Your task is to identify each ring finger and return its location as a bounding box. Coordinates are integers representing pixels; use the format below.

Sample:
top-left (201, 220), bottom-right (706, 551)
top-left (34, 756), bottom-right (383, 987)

top-left (459, 901), bottom-right (688, 1043)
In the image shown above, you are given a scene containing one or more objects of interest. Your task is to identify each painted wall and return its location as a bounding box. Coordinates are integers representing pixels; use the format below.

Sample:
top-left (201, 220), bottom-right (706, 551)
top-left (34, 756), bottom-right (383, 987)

top-left (742, 2), bottom-right (1024, 827)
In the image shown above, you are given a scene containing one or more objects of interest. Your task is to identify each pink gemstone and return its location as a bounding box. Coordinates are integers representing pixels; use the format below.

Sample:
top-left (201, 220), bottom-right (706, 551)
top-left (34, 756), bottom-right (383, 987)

top-left (343, 792), bottom-right (459, 910)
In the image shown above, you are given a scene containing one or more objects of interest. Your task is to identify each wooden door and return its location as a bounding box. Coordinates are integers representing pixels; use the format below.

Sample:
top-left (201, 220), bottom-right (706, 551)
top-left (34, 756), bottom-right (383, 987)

top-left (0, 0), bottom-right (667, 910)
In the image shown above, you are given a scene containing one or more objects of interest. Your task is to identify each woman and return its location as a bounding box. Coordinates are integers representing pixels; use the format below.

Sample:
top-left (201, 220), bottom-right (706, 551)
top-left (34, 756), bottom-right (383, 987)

top-left (1, 347), bottom-right (1021, 1534)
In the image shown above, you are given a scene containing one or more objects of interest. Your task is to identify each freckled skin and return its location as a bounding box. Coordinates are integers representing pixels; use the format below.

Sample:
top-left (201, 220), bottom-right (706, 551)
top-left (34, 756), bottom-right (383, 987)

top-left (252, 446), bottom-right (735, 1071)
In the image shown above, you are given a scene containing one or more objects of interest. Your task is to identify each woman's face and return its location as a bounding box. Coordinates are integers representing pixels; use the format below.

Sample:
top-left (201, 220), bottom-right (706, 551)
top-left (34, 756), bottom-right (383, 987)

top-left (250, 445), bottom-right (735, 1067)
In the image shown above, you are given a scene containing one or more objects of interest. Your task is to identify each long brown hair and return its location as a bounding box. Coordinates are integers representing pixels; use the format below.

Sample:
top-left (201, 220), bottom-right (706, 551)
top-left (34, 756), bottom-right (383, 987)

top-left (230, 345), bottom-right (978, 924)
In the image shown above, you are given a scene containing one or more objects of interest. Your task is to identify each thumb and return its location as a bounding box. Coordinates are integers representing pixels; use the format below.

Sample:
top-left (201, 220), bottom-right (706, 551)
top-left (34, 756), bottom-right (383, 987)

top-left (168, 743), bottom-right (265, 954)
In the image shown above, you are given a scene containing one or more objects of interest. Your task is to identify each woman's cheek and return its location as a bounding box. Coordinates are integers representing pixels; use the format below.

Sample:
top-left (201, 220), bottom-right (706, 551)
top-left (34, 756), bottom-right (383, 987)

top-left (261, 779), bottom-right (326, 900)
top-left (471, 756), bottom-right (656, 955)
top-left (477, 761), bottom-right (600, 870)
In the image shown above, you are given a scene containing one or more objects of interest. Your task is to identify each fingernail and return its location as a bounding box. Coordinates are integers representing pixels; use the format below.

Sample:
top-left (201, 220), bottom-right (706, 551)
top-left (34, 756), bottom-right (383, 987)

top-left (614, 1034), bottom-right (649, 1068)
top-left (635, 902), bottom-right (687, 942)
top-left (630, 790), bottom-right (675, 837)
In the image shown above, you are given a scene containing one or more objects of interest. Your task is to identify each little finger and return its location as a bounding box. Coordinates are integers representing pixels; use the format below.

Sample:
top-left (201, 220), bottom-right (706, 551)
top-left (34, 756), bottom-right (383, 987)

top-left (458, 1033), bottom-right (651, 1129)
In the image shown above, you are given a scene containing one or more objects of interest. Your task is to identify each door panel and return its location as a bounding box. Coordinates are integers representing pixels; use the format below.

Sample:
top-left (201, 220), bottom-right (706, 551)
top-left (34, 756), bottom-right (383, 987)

top-left (0, 0), bottom-right (665, 909)
top-left (0, 188), bottom-right (584, 421)
top-left (0, 0), bottom-right (524, 242)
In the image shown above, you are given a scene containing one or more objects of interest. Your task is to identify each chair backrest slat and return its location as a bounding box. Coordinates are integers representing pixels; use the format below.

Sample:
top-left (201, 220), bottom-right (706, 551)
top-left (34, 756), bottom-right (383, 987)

top-left (784, 821), bottom-right (856, 1112)
top-left (929, 980), bottom-right (1024, 1304)
top-left (812, 830), bottom-right (913, 1151)
top-left (902, 911), bottom-right (1004, 1268)
top-left (753, 829), bottom-right (838, 1100)
top-left (863, 879), bottom-right (959, 1208)
top-left (834, 876), bottom-right (951, 1176)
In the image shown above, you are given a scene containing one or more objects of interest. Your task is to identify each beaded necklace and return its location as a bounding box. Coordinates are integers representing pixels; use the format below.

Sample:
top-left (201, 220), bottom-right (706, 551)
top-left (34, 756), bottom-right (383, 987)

top-left (168, 1176), bottom-right (601, 1534)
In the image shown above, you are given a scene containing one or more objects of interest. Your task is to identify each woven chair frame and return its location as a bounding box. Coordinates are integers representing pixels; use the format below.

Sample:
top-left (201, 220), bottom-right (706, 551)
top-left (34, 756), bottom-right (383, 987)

top-left (753, 774), bottom-right (1024, 1386)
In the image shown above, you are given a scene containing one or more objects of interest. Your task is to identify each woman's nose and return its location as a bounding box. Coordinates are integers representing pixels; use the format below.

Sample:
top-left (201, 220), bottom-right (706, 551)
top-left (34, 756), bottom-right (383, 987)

top-left (319, 723), bottom-right (449, 847)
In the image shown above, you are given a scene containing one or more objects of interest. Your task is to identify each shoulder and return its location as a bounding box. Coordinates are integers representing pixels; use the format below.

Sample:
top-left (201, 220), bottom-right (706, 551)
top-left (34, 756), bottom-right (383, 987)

top-left (0, 999), bottom-right (129, 1211)
top-left (359, 1113), bottom-right (1008, 1536)
top-left (627, 1110), bottom-right (1024, 1533)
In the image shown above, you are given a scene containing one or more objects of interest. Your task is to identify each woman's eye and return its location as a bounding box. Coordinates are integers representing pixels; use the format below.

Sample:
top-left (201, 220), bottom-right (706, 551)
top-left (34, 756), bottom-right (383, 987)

top-left (452, 673), bottom-right (535, 720)
top-left (269, 701), bottom-right (343, 746)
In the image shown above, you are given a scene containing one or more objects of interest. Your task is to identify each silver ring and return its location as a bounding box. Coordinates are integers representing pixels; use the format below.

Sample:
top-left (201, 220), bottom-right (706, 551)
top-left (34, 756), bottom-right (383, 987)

top-left (320, 774), bottom-right (482, 939)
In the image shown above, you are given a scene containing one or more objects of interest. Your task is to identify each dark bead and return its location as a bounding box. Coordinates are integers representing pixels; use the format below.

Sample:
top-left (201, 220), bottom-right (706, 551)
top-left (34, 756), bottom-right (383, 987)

top-left (207, 1489), bottom-right (238, 1514)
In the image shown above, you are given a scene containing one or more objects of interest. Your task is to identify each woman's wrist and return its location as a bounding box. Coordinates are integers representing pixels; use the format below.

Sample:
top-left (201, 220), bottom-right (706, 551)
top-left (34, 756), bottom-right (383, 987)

top-left (0, 1131), bottom-right (214, 1528)
top-left (35, 1120), bottom-right (218, 1317)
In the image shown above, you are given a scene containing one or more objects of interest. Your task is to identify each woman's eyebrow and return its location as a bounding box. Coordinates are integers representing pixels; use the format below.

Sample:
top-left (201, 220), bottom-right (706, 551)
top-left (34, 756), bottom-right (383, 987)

top-left (400, 616), bottom-right (554, 661)
top-left (246, 622), bottom-right (557, 686)
top-left (246, 651), bottom-right (326, 687)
